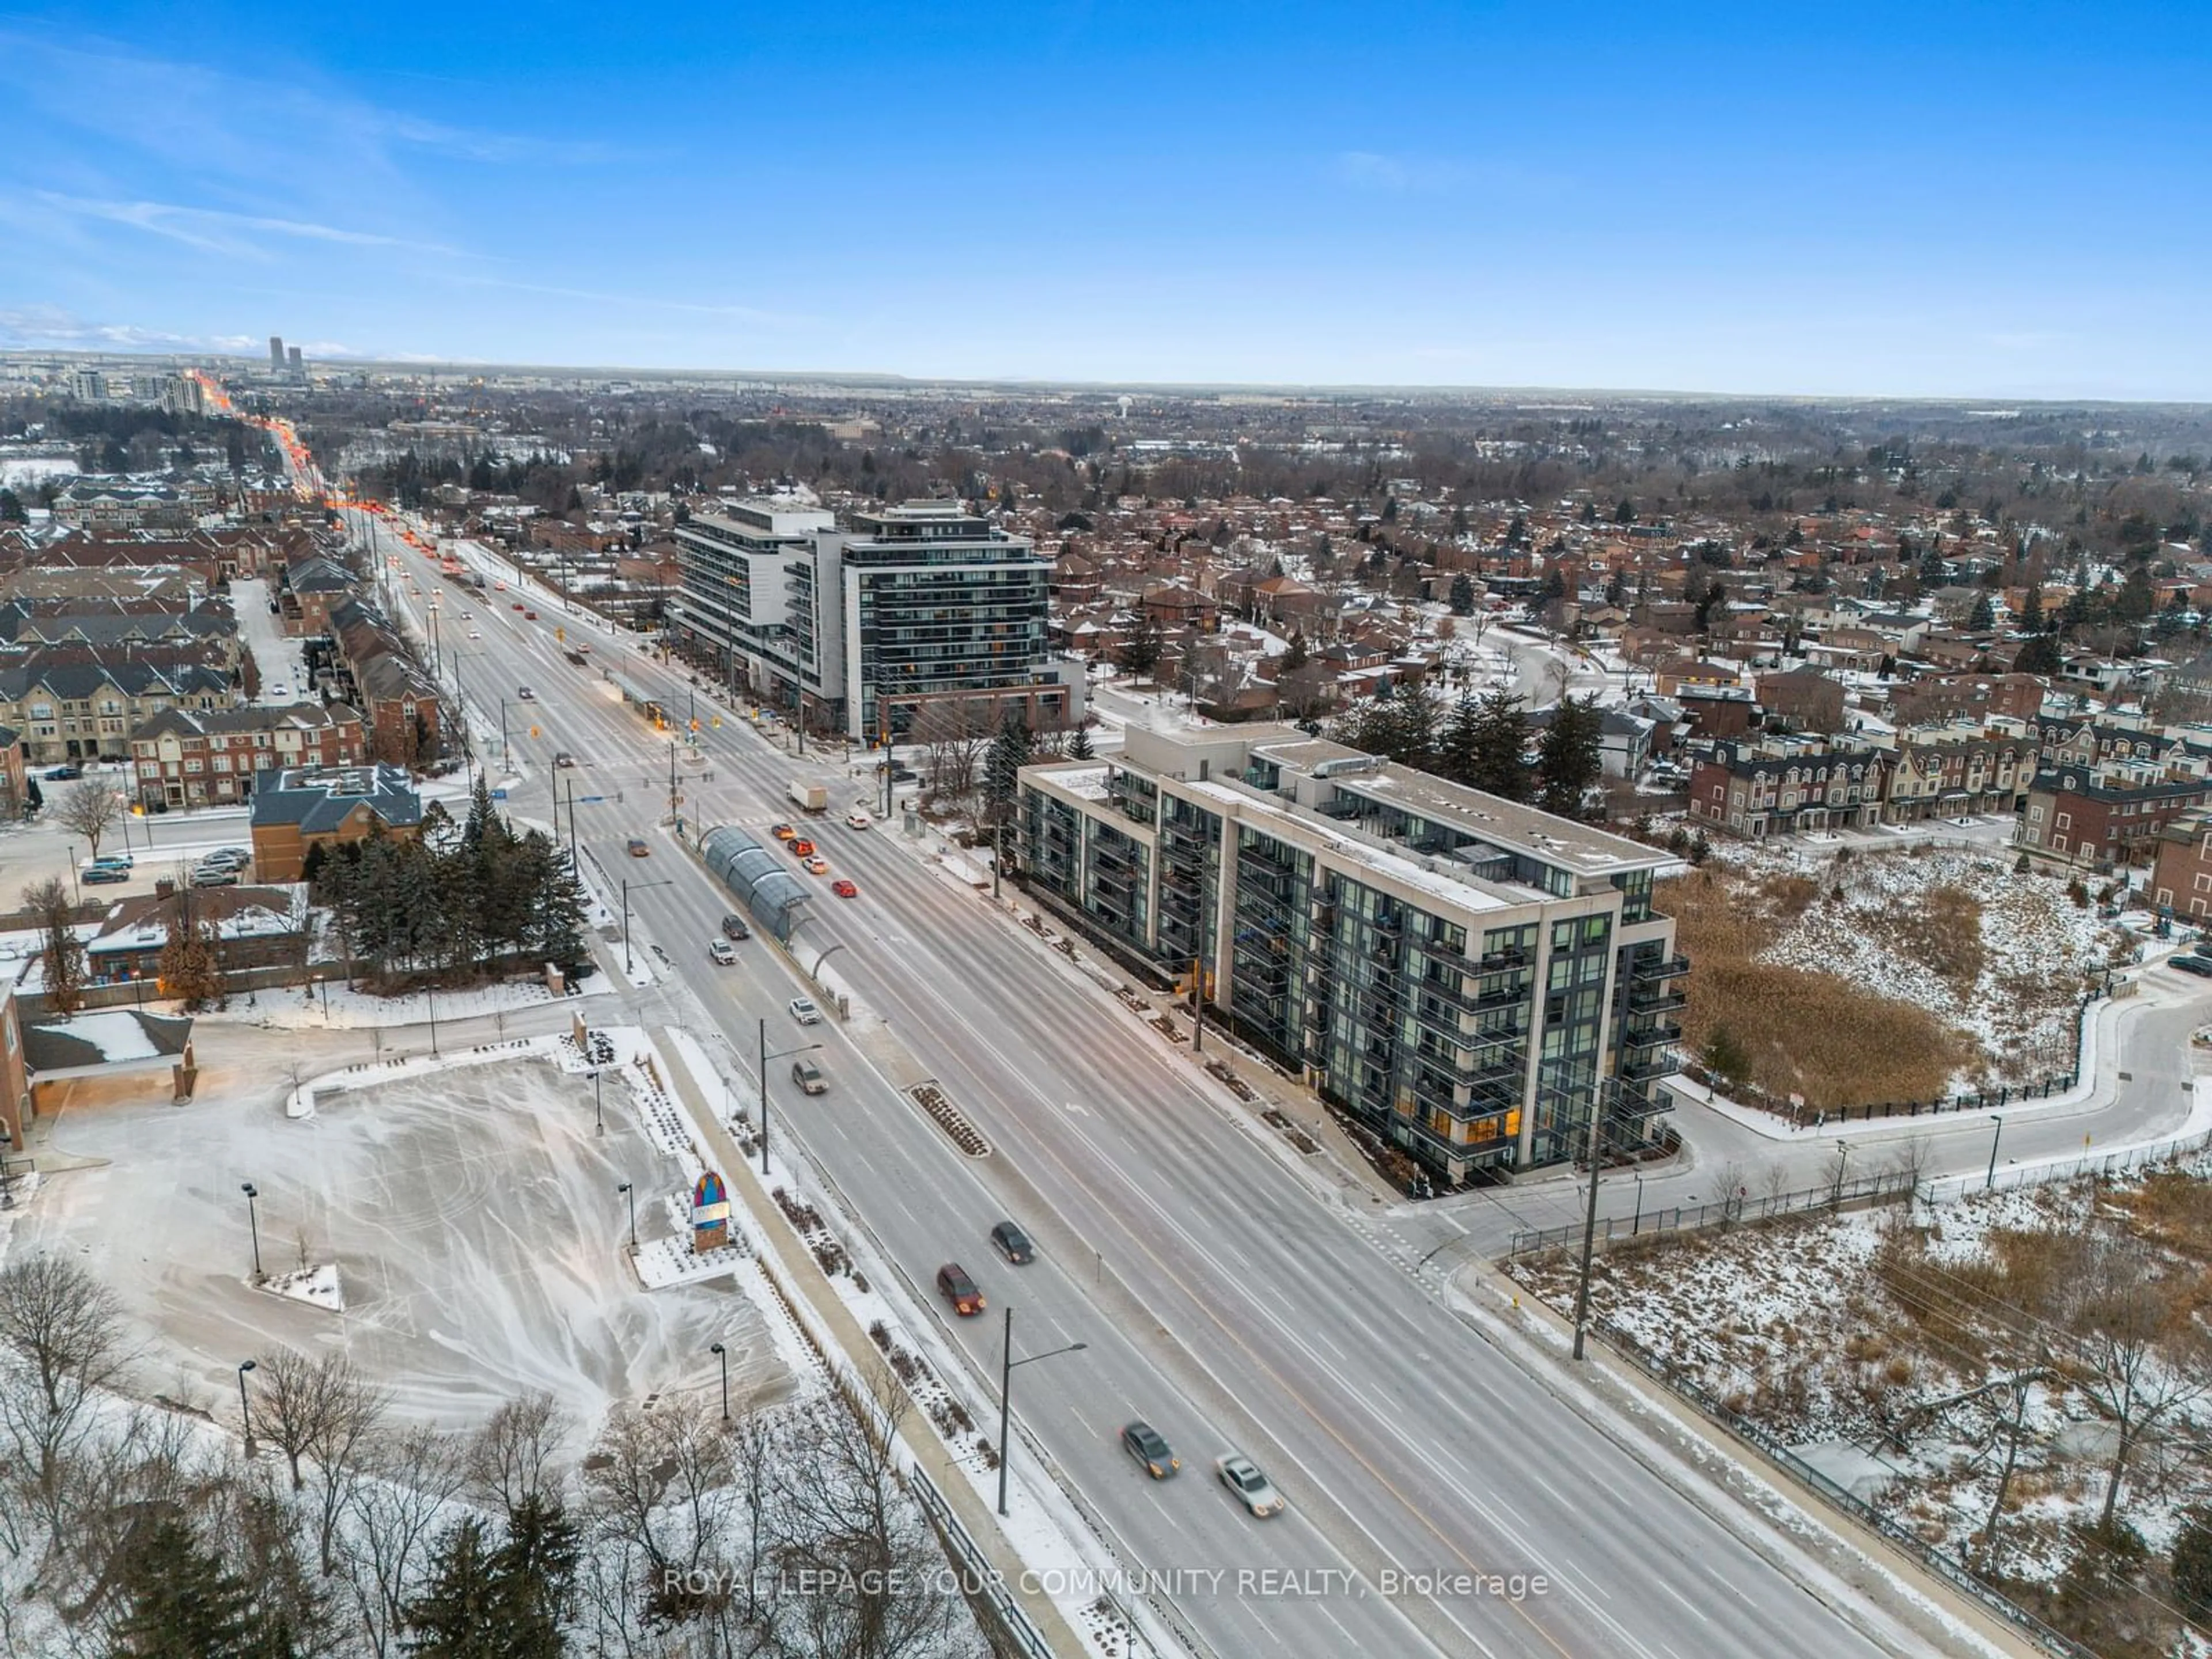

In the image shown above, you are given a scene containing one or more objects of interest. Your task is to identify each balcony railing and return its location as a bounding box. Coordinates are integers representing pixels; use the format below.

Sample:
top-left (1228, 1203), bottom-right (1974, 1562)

top-left (1621, 1050), bottom-right (1681, 1082)
top-left (1627, 984), bottom-right (1686, 1014)
top-left (1620, 1020), bottom-right (1683, 1050)
top-left (1630, 953), bottom-right (1692, 984)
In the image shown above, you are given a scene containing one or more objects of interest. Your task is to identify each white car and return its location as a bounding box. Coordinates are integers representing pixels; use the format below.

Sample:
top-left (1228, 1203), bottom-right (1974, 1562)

top-left (789, 996), bottom-right (823, 1025)
top-left (846, 811), bottom-right (872, 830)
top-left (467, 629), bottom-right (482, 639)
top-left (709, 939), bottom-right (737, 965)
top-left (1215, 1453), bottom-right (1285, 1517)
top-left (269, 683), bottom-right (290, 699)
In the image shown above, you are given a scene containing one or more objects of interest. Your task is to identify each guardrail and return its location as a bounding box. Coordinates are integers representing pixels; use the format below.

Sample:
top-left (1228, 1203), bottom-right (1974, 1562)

top-left (908, 1469), bottom-right (1055, 1659)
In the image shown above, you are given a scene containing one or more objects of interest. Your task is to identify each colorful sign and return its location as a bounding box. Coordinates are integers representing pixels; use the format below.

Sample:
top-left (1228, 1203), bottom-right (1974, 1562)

top-left (691, 1171), bottom-right (730, 1254)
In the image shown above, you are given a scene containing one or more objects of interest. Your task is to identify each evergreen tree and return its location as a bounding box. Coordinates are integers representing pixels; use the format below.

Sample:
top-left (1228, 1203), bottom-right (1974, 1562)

top-left (0, 487), bottom-right (24, 522)
top-left (1466, 688), bottom-right (1530, 801)
top-left (2014, 633), bottom-right (2064, 675)
top-left (1704, 1024), bottom-right (1751, 1089)
top-left (1116, 614), bottom-right (1162, 680)
top-left (1069, 722), bottom-right (1094, 760)
top-left (983, 716), bottom-right (1032, 825)
top-left (1435, 693), bottom-right (1483, 787)
top-left (1447, 573), bottom-right (1475, 616)
top-left (111, 1514), bottom-right (253, 1659)
top-left (1536, 695), bottom-right (1604, 817)
top-left (2175, 1514), bottom-right (2212, 1624)
top-left (1967, 593), bottom-right (1995, 631)
top-left (1279, 631), bottom-right (1309, 674)
top-left (156, 891), bottom-right (224, 1009)
top-left (492, 1496), bottom-right (580, 1658)
top-left (403, 1517), bottom-right (501, 1657)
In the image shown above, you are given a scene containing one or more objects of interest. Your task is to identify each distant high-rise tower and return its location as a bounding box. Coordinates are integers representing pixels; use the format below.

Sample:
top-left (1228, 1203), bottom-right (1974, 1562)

top-left (269, 335), bottom-right (285, 372)
top-left (287, 345), bottom-right (304, 378)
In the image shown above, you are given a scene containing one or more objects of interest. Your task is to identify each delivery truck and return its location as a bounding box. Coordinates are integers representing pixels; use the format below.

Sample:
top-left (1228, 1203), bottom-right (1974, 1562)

top-left (787, 779), bottom-right (829, 813)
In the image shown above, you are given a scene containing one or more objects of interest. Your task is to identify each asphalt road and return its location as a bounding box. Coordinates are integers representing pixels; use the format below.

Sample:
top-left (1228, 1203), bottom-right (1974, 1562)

top-left (356, 516), bottom-right (2008, 1659)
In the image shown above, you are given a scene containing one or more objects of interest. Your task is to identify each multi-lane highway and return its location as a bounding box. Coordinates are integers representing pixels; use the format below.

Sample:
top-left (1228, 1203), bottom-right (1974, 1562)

top-left (350, 516), bottom-right (2024, 1659)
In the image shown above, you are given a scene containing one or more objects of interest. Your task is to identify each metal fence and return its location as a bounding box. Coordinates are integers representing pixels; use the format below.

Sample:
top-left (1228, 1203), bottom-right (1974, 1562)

top-left (1508, 1123), bottom-right (2212, 1257)
top-left (1593, 1320), bottom-right (2100, 1659)
top-left (907, 1470), bottom-right (1054, 1659)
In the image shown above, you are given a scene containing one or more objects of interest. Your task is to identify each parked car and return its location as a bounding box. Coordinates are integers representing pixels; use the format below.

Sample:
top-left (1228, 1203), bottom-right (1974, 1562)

top-left (1120, 1422), bottom-right (1180, 1479)
top-left (89, 853), bottom-right (134, 870)
top-left (44, 766), bottom-right (82, 781)
top-left (789, 996), bottom-right (822, 1025)
top-left (190, 866), bottom-right (240, 887)
top-left (517, 686), bottom-right (535, 700)
top-left (2172, 954), bottom-right (2212, 978)
top-left (935, 1263), bottom-right (985, 1316)
top-left (82, 864), bottom-right (130, 885)
top-left (989, 1221), bottom-right (1033, 1265)
top-left (199, 850), bottom-right (248, 871)
top-left (720, 913), bottom-right (751, 941)
top-left (1214, 1453), bottom-right (1285, 1517)
top-left (790, 1057), bottom-right (825, 1094)
top-left (831, 878), bottom-right (857, 898)
top-left (709, 939), bottom-right (737, 966)
top-left (270, 683), bottom-right (291, 699)
top-left (626, 838), bottom-right (650, 858)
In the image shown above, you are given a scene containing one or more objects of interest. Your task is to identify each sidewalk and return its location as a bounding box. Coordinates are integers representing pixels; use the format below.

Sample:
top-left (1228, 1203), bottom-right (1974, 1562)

top-left (659, 1034), bottom-right (1086, 1658)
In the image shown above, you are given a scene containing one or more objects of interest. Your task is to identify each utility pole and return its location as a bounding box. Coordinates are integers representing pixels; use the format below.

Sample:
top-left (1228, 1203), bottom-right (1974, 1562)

top-left (565, 776), bottom-right (578, 871)
top-left (1570, 1082), bottom-right (1608, 1362)
top-left (1190, 955), bottom-right (1204, 1054)
top-left (668, 739), bottom-right (679, 824)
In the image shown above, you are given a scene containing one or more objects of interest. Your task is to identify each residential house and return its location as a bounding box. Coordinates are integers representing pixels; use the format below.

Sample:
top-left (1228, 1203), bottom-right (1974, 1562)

top-left (1687, 737), bottom-right (1887, 838)
top-left (1757, 667), bottom-right (1846, 733)
top-left (2149, 809), bottom-right (2212, 921)
top-left (130, 703), bottom-right (368, 810)
top-left (2017, 762), bottom-right (2212, 871)
top-left (85, 884), bottom-right (312, 984)
top-left (248, 763), bottom-right (424, 881)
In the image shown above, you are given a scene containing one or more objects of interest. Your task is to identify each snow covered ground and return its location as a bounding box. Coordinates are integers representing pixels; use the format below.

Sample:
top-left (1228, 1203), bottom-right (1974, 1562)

top-left (6, 1044), bottom-right (796, 1428)
top-left (1712, 839), bottom-right (2130, 1088)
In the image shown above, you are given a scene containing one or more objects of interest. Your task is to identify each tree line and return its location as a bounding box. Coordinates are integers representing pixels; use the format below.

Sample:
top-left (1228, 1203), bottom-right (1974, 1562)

top-left (0, 1253), bottom-right (977, 1658)
top-left (1334, 683), bottom-right (1607, 818)
top-left (312, 783), bottom-right (588, 989)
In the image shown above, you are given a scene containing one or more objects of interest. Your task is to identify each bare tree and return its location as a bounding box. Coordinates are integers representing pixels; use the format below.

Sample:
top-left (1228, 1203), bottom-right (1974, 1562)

top-left (1887, 1134), bottom-right (1934, 1211)
top-left (0, 1254), bottom-right (132, 1544)
top-left (774, 1362), bottom-right (959, 1659)
top-left (251, 1349), bottom-right (388, 1569)
top-left (2062, 1236), bottom-right (2211, 1532)
top-left (22, 876), bottom-right (86, 1016)
top-left (343, 1424), bottom-right (467, 1659)
top-left (54, 781), bottom-right (122, 860)
top-left (467, 1389), bottom-right (569, 1514)
top-left (584, 1396), bottom-right (749, 1634)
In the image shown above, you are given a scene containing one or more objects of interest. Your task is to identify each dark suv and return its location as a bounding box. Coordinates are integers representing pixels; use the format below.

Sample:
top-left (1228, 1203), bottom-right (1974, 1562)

top-left (721, 913), bottom-right (751, 941)
top-left (935, 1263), bottom-right (985, 1316)
top-left (1120, 1421), bottom-right (1180, 1479)
top-left (990, 1221), bottom-right (1034, 1264)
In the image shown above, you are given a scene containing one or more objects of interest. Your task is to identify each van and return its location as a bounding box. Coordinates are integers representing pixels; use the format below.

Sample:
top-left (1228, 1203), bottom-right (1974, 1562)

top-left (791, 1058), bottom-right (826, 1094)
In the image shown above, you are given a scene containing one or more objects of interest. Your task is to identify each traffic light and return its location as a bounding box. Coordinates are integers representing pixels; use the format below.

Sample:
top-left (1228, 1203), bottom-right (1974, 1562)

top-left (711, 715), bottom-right (721, 728)
top-left (529, 725), bottom-right (540, 738)
top-left (556, 627), bottom-right (566, 642)
top-left (690, 718), bottom-right (700, 733)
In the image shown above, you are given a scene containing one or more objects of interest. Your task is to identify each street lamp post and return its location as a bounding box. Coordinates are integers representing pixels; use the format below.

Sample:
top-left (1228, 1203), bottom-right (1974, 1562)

top-left (1630, 1169), bottom-right (1645, 1236)
top-left (240, 1181), bottom-right (263, 1281)
top-left (621, 878), bottom-right (673, 976)
top-left (710, 1340), bottom-right (730, 1423)
top-left (1986, 1113), bottom-right (2005, 1190)
top-left (616, 1181), bottom-right (637, 1251)
top-left (237, 1359), bottom-right (257, 1456)
top-left (425, 982), bottom-right (440, 1058)
top-left (997, 1307), bottom-right (1087, 1517)
top-left (757, 1015), bottom-right (823, 1176)
top-left (591, 1067), bottom-right (605, 1135)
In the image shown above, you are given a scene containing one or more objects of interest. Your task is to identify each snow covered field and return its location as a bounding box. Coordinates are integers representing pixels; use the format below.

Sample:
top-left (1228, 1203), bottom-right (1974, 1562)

top-left (9, 1048), bottom-right (795, 1428)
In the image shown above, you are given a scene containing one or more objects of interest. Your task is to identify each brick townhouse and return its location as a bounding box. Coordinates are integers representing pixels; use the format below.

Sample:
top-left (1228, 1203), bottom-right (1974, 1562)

top-left (1881, 725), bottom-right (2036, 823)
top-left (130, 703), bottom-right (368, 810)
top-left (2149, 809), bottom-right (2212, 920)
top-left (1687, 737), bottom-right (1888, 837)
top-left (2017, 762), bottom-right (2212, 871)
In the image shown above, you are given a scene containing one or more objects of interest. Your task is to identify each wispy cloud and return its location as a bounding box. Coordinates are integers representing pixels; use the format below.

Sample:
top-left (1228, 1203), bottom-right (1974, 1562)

top-left (34, 192), bottom-right (469, 260)
top-left (1329, 150), bottom-right (1556, 196)
top-left (0, 305), bottom-right (263, 354)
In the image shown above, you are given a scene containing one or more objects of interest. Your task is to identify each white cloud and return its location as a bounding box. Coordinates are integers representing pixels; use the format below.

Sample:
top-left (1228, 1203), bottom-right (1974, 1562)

top-left (0, 305), bottom-right (262, 354)
top-left (34, 192), bottom-right (468, 261)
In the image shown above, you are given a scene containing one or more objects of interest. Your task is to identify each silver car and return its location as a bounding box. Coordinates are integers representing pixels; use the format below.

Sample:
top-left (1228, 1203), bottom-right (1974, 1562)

top-left (789, 996), bottom-right (822, 1025)
top-left (1215, 1453), bottom-right (1285, 1517)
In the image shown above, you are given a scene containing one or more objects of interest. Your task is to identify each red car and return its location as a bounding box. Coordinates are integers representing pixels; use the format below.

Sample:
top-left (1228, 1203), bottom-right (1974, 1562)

top-left (936, 1264), bottom-right (985, 1316)
top-left (832, 878), bottom-right (858, 898)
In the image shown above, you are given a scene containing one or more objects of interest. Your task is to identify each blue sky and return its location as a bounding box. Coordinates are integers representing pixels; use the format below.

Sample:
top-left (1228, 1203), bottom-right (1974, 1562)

top-left (1, 2), bottom-right (2206, 398)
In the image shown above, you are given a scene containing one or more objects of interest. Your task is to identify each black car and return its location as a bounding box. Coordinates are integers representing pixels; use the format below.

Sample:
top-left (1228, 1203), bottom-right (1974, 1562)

top-left (721, 912), bottom-right (751, 941)
top-left (2173, 953), bottom-right (2212, 978)
top-left (1120, 1421), bottom-right (1180, 1479)
top-left (44, 765), bottom-right (82, 781)
top-left (990, 1221), bottom-right (1034, 1264)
